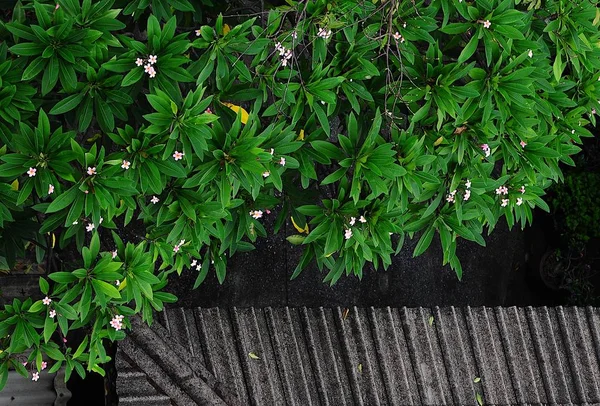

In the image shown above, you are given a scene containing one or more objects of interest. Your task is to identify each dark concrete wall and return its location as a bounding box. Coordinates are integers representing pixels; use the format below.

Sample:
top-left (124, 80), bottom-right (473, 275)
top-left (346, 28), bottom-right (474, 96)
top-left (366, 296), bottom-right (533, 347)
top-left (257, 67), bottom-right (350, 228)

top-left (166, 219), bottom-right (529, 308)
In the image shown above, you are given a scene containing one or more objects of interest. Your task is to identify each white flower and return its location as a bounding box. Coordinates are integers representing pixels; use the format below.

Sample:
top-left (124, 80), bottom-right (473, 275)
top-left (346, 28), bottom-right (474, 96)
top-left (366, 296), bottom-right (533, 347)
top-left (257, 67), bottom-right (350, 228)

top-left (464, 189), bottom-right (471, 201)
top-left (172, 151), bottom-right (184, 161)
top-left (465, 179), bottom-right (471, 189)
top-left (48, 184), bottom-right (55, 194)
top-left (392, 32), bottom-right (401, 41)
top-left (528, 49), bottom-right (533, 58)
top-left (72, 220), bottom-right (78, 225)
top-left (501, 198), bottom-right (509, 207)
top-left (191, 259), bottom-right (197, 267)
top-left (148, 55), bottom-right (157, 64)
top-left (279, 157), bottom-right (286, 166)
top-left (112, 250), bottom-right (117, 259)
top-left (516, 197), bottom-right (523, 206)
top-left (27, 167), bottom-right (37, 177)
top-left (195, 29), bottom-right (201, 36)
top-left (115, 280), bottom-right (120, 286)
top-left (99, 217), bottom-right (104, 224)
top-left (148, 67), bottom-right (156, 78)
top-left (270, 148), bottom-right (275, 155)
top-left (196, 264), bottom-right (201, 271)
top-left (262, 171), bottom-right (270, 178)
top-left (151, 196), bottom-right (160, 204)
top-left (49, 310), bottom-right (56, 318)
top-left (121, 160), bottom-right (131, 170)
top-left (173, 245), bottom-right (180, 253)
top-left (520, 185), bottom-right (526, 194)
top-left (86, 223), bottom-right (95, 232)
top-left (144, 64), bottom-right (152, 73)
top-left (87, 167), bottom-right (96, 176)
top-left (250, 210), bottom-right (263, 219)
top-left (349, 217), bottom-right (356, 226)
top-left (317, 27), bottom-right (332, 39)
top-left (42, 296), bottom-right (52, 306)
top-left (359, 215), bottom-right (367, 223)
top-left (344, 228), bottom-right (353, 240)
top-left (483, 20), bottom-right (491, 29)
top-left (32, 372), bottom-right (39, 382)
top-left (135, 58), bottom-right (144, 66)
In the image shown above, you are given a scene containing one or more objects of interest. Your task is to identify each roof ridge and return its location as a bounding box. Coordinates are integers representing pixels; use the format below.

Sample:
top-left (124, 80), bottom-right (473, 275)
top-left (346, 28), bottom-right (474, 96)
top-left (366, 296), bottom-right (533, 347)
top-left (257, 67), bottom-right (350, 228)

top-left (125, 315), bottom-right (238, 405)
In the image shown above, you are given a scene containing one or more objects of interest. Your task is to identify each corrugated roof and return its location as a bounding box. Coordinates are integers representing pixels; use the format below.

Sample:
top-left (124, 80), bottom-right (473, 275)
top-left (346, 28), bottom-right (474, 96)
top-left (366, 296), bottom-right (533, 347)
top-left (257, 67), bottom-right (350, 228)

top-left (117, 306), bottom-right (600, 405)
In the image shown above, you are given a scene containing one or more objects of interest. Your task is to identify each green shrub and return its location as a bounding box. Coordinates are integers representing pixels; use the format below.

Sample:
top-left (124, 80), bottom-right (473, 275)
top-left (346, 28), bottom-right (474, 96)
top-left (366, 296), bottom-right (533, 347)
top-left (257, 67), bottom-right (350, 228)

top-left (0, 0), bottom-right (599, 389)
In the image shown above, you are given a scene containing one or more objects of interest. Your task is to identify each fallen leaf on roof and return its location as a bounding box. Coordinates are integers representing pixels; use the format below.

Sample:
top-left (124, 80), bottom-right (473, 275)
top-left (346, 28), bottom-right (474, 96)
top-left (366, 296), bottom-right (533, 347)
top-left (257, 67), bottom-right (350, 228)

top-left (248, 352), bottom-right (260, 360)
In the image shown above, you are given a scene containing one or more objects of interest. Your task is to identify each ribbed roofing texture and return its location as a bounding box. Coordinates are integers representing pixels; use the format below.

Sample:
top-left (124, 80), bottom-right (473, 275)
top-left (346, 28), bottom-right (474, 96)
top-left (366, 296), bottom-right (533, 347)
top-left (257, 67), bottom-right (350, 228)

top-left (117, 306), bottom-right (600, 406)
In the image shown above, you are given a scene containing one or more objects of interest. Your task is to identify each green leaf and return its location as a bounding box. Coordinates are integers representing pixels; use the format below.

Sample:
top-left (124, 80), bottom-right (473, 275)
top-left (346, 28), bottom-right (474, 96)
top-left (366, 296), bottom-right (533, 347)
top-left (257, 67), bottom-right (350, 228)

top-left (413, 225), bottom-right (435, 257)
top-left (122, 68), bottom-right (144, 87)
top-left (50, 93), bottom-right (84, 115)
top-left (39, 277), bottom-right (49, 295)
top-left (458, 35), bottom-right (478, 63)
top-left (47, 185), bottom-right (79, 213)
top-left (92, 279), bottom-right (121, 299)
top-left (22, 56), bottom-right (47, 80)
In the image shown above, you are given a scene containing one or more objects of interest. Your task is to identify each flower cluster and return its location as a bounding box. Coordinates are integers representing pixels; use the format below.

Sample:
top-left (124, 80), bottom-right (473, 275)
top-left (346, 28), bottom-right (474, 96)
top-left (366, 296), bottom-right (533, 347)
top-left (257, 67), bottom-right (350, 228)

top-left (495, 185), bottom-right (509, 195)
top-left (173, 239), bottom-right (185, 253)
top-left (317, 27), bottom-right (332, 39)
top-left (110, 314), bottom-right (125, 331)
top-left (446, 189), bottom-right (457, 203)
top-left (275, 42), bottom-right (293, 67)
top-left (481, 143), bottom-right (491, 157)
top-left (464, 179), bottom-right (472, 201)
top-left (392, 32), bottom-right (405, 43)
top-left (136, 55), bottom-right (158, 78)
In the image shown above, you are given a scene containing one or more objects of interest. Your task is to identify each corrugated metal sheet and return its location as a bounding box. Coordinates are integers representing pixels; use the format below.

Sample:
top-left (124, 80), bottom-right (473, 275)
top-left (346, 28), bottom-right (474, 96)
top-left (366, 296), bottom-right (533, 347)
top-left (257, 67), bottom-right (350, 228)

top-left (118, 306), bottom-right (600, 405)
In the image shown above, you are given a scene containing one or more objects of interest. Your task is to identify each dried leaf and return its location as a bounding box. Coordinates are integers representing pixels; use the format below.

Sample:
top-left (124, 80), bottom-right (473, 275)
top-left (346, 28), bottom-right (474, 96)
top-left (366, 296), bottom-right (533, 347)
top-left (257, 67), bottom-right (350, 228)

top-left (476, 392), bottom-right (484, 406)
top-left (454, 125), bottom-right (467, 135)
top-left (357, 363), bottom-right (362, 373)
top-left (223, 24), bottom-right (231, 35)
top-left (342, 308), bottom-right (350, 320)
top-left (474, 377), bottom-right (481, 383)
top-left (248, 352), bottom-right (260, 360)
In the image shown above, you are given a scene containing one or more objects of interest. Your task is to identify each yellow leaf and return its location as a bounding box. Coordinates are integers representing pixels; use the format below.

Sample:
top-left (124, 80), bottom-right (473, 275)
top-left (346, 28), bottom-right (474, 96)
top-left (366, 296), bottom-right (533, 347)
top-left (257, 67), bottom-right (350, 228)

top-left (357, 363), bottom-right (363, 373)
top-left (86, 133), bottom-right (102, 143)
top-left (223, 24), bottom-right (231, 35)
top-left (221, 102), bottom-right (249, 124)
top-left (248, 352), bottom-right (260, 360)
top-left (51, 233), bottom-right (56, 249)
top-left (291, 216), bottom-right (309, 234)
top-left (342, 308), bottom-right (350, 320)
top-left (474, 377), bottom-right (481, 383)
top-left (434, 136), bottom-right (444, 146)
top-left (297, 129), bottom-right (305, 141)
top-left (118, 278), bottom-right (127, 291)
top-left (10, 179), bottom-right (19, 191)
top-left (428, 315), bottom-right (434, 326)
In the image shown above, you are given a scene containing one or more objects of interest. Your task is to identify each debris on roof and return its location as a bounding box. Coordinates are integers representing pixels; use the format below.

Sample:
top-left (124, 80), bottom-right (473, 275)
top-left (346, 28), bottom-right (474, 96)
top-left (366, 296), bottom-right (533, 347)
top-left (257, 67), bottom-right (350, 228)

top-left (117, 306), bottom-right (600, 405)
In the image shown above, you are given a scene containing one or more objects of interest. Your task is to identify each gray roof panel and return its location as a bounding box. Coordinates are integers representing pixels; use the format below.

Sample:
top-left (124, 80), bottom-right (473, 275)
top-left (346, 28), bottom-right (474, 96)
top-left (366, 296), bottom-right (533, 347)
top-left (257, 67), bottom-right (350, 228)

top-left (117, 306), bottom-right (600, 406)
